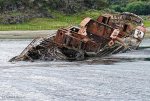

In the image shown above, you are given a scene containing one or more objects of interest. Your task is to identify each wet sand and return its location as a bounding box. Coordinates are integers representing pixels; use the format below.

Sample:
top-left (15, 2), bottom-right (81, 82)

top-left (0, 30), bottom-right (56, 39)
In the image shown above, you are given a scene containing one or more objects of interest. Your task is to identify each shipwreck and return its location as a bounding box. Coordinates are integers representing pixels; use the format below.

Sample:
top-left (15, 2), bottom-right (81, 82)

top-left (9, 12), bottom-right (146, 62)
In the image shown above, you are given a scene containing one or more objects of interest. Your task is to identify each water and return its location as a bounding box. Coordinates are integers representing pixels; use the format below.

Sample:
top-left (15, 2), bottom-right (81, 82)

top-left (0, 39), bottom-right (150, 101)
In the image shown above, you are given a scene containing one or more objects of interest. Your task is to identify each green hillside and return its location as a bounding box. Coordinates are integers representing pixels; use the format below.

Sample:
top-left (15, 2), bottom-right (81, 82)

top-left (0, 0), bottom-right (149, 30)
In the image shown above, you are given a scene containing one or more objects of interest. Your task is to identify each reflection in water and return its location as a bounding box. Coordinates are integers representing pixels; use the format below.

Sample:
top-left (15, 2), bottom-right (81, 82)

top-left (81, 45), bottom-right (150, 65)
top-left (144, 58), bottom-right (150, 61)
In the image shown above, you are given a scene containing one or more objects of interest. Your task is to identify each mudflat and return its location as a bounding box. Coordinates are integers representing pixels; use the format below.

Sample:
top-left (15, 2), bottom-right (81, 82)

top-left (0, 30), bottom-right (56, 39)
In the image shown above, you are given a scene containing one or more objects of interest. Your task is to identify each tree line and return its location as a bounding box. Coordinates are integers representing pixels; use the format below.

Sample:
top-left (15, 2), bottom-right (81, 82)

top-left (0, 0), bottom-right (149, 15)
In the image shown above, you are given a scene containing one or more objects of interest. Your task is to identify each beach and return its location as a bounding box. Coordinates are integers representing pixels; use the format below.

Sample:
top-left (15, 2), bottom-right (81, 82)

top-left (0, 30), bottom-right (57, 39)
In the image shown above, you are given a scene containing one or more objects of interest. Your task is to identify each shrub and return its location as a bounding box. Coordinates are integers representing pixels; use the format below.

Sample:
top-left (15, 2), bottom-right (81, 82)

top-left (111, 5), bottom-right (123, 12)
top-left (126, 1), bottom-right (150, 15)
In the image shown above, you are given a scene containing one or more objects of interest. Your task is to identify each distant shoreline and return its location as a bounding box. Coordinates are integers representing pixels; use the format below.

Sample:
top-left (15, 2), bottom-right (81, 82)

top-left (0, 28), bottom-right (150, 39)
top-left (0, 30), bottom-right (56, 39)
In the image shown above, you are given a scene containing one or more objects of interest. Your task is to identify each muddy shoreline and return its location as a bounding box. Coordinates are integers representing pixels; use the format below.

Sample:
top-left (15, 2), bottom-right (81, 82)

top-left (0, 30), bottom-right (57, 39)
top-left (0, 28), bottom-right (150, 39)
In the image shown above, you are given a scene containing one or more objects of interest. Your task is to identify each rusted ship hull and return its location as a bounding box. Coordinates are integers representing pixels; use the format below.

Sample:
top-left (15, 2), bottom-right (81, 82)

top-left (9, 12), bottom-right (146, 62)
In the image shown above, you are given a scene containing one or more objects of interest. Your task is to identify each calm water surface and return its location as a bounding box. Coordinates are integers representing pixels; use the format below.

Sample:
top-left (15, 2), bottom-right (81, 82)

top-left (0, 39), bottom-right (150, 101)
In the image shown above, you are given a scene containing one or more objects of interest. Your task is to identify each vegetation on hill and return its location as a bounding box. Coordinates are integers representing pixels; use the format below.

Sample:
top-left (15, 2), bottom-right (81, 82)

top-left (0, 0), bottom-right (149, 14)
top-left (110, 0), bottom-right (150, 15)
top-left (0, 0), bottom-right (149, 30)
top-left (0, 10), bottom-right (102, 30)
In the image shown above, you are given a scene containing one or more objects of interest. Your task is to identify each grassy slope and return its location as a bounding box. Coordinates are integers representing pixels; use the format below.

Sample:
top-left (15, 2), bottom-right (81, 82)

top-left (0, 10), bottom-right (149, 31)
top-left (0, 10), bottom-right (101, 31)
top-left (144, 20), bottom-right (150, 28)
